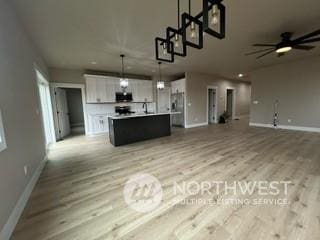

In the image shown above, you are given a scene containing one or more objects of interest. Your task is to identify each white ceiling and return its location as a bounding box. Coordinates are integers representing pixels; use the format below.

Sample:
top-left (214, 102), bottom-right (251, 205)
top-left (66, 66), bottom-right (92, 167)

top-left (12, 0), bottom-right (320, 80)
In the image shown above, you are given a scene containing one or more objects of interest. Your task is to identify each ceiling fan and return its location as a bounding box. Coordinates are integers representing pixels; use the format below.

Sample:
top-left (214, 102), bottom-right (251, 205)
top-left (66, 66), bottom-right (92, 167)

top-left (246, 29), bottom-right (320, 59)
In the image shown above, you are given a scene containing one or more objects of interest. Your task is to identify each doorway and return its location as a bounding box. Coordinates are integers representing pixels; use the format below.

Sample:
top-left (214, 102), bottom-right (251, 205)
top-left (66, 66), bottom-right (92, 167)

top-left (207, 87), bottom-right (218, 124)
top-left (36, 70), bottom-right (56, 147)
top-left (226, 88), bottom-right (235, 120)
top-left (51, 84), bottom-right (87, 141)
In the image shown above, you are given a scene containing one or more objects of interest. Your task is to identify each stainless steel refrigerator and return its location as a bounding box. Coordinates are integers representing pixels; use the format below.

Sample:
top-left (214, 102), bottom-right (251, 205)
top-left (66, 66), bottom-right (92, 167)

top-left (171, 92), bottom-right (185, 127)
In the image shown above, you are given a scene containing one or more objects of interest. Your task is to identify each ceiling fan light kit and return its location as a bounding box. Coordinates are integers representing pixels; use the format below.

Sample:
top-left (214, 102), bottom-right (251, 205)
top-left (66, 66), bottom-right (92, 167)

top-left (275, 46), bottom-right (292, 53)
top-left (155, 0), bottom-right (226, 63)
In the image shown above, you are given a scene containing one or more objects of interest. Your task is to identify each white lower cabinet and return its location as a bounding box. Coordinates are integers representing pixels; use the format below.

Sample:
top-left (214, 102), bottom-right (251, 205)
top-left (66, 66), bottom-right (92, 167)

top-left (89, 114), bottom-right (109, 134)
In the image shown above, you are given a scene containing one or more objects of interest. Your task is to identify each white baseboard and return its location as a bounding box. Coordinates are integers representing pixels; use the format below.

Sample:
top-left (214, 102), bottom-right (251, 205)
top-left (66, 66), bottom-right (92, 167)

top-left (0, 156), bottom-right (47, 240)
top-left (249, 122), bottom-right (320, 133)
top-left (185, 122), bottom-right (208, 129)
top-left (249, 123), bottom-right (274, 128)
top-left (234, 114), bottom-right (249, 120)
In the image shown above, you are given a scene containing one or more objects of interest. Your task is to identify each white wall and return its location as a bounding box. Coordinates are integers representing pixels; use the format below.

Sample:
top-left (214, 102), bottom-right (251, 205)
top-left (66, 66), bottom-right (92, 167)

top-left (250, 56), bottom-right (320, 129)
top-left (0, 0), bottom-right (48, 237)
top-left (185, 72), bottom-right (251, 126)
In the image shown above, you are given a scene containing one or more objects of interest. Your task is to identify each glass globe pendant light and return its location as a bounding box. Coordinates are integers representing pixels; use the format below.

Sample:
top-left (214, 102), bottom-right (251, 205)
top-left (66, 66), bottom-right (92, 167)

top-left (156, 62), bottom-right (165, 90)
top-left (119, 54), bottom-right (128, 90)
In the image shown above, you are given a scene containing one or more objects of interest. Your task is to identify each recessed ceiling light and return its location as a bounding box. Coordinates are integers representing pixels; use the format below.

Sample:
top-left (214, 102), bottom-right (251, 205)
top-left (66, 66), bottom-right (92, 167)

top-left (238, 73), bottom-right (244, 78)
top-left (91, 61), bottom-right (97, 65)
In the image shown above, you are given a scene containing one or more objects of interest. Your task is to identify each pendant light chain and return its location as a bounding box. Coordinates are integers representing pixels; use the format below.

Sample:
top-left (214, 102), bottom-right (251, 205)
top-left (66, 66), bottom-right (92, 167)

top-left (177, 0), bottom-right (180, 28)
top-left (159, 62), bottom-right (162, 81)
top-left (157, 62), bottom-right (164, 90)
top-left (121, 54), bottom-right (124, 78)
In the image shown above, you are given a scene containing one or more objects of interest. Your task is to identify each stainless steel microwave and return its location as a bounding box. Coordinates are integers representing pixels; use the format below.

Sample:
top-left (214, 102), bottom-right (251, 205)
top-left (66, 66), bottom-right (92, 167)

top-left (115, 92), bottom-right (133, 102)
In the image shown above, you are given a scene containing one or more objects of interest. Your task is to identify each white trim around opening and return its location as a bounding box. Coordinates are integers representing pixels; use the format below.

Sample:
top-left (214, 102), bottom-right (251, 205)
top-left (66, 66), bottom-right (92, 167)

top-left (50, 83), bottom-right (89, 136)
top-left (225, 87), bottom-right (236, 120)
top-left (206, 86), bottom-right (218, 124)
top-left (35, 68), bottom-right (56, 147)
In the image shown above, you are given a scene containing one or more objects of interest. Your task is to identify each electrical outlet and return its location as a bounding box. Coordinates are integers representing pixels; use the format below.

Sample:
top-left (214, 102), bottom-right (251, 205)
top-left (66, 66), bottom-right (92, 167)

top-left (288, 119), bottom-right (292, 123)
top-left (24, 166), bottom-right (28, 176)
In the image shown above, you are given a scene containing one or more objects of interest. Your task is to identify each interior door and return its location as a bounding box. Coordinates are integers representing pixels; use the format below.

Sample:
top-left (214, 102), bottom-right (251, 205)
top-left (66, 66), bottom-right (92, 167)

top-left (212, 91), bottom-right (216, 122)
top-left (208, 89), bottom-right (216, 123)
top-left (157, 87), bottom-right (171, 113)
top-left (226, 89), bottom-right (233, 118)
top-left (55, 88), bottom-right (71, 139)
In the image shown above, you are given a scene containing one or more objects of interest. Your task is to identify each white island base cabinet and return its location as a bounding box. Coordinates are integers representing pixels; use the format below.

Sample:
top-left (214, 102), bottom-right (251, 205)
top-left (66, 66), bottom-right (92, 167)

top-left (88, 114), bottom-right (109, 135)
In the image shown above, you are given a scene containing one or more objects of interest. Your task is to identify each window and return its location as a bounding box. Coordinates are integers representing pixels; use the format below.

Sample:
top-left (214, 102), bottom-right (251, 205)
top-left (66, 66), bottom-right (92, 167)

top-left (0, 110), bottom-right (7, 152)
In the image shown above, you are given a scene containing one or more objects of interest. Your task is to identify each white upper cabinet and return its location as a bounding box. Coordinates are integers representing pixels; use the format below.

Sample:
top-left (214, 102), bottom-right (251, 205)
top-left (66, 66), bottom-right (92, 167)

top-left (86, 76), bottom-right (98, 103)
top-left (85, 75), bottom-right (153, 103)
top-left (131, 80), bottom-right (153, 102)
top-left (144, 81), bottom-right (153, 102)
top-left (105, 78), bottom-right (117, 102)
top-left (171, 78), bottom-right (186, 94)
top-left (96, 78), bottom-right (108, 103)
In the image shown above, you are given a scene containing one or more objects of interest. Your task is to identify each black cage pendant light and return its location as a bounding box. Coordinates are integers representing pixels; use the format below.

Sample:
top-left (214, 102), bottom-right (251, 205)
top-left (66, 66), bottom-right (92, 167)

top-left (202, 0), bottom-right (226, 39)
top-left (155, 37), bottom-right (174, 63)
top-left (166, 0), bottom-right (187, 57)
top-left (155, 0), bottom-right (226, 63)
top-left (119, 54), bottom-right (128, 91)
top-left (182, 0), bottom-right (204, 50)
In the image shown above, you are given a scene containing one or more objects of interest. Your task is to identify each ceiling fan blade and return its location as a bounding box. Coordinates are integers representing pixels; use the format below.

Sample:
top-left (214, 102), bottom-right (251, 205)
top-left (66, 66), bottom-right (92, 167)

top-left (293, 29), bottom-right (320, 43)
top-left (253, 44), bottom-right (277, 47)
top-left (299, 37), bottom-right (320, 44)
top-left (245, 48), bottom-right (275, 56)
top-left (256, 49), bottom-right (275, 59)
top-left (292, 45), bottom-right (315, 50)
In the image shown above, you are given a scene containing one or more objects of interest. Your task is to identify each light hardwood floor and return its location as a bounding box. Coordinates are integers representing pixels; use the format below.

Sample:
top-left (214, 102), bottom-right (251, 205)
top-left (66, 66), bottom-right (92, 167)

top-left (11, 120), bottom-right (320, 240)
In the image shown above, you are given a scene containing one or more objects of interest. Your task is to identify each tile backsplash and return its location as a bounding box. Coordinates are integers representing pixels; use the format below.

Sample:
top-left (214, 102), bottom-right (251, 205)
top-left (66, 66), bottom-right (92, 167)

top-left (86, 102), bottom-right (156, 115)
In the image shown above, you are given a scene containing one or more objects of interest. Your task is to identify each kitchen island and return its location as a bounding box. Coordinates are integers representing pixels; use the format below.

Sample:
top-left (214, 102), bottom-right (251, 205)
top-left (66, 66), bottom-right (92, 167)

top-left (108, 113), bottom-right (172, 146)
